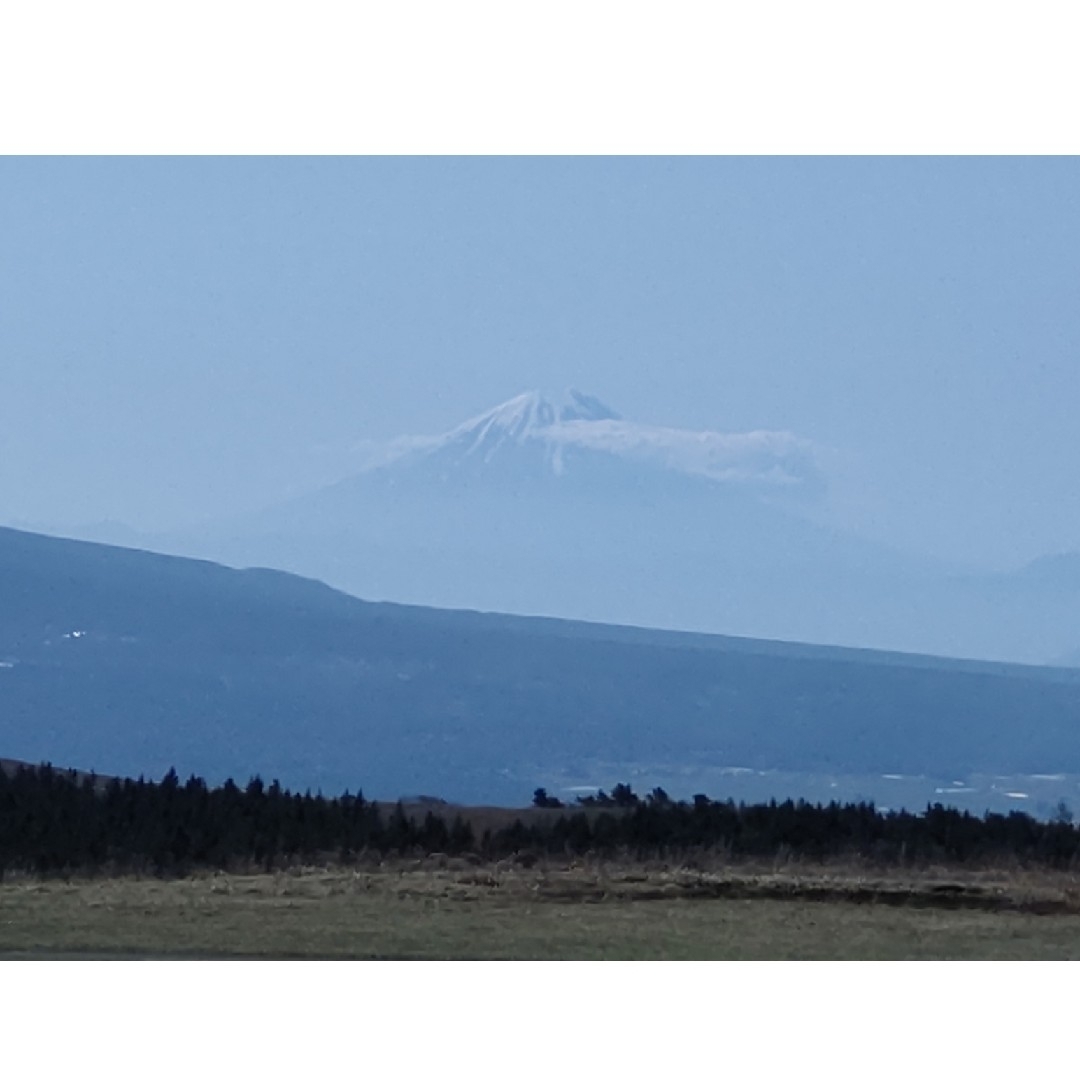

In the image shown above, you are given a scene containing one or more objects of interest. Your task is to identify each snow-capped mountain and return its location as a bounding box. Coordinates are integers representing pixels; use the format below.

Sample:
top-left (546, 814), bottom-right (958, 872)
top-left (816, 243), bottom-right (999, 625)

top-left (142, 389), bottom-right (1080, 665)
top-left (359, 389), bottom-right (822, 493)
top-left (155, 389), bottom-right (923, 651)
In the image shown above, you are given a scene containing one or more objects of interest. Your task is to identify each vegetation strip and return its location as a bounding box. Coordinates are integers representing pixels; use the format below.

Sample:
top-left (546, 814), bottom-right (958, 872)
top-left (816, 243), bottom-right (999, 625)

top-left (5, 765), bottom-right (1080, 888)
top-left (6, 866), bottom-right (1080, 960)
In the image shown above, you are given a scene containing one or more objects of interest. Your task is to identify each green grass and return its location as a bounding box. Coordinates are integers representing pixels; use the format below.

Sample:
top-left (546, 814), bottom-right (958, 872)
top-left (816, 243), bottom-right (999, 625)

top-left (4, 862), bottom-right (1080, 959)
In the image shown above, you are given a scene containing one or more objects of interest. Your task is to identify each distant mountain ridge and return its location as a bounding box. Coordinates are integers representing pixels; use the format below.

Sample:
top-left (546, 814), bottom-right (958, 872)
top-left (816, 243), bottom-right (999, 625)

top-left (4, 525), bottom-right (1080, 811)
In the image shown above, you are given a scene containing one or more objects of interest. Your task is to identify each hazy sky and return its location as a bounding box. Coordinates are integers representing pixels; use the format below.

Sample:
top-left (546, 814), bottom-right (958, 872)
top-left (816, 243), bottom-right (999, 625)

top-left (2, 156), bottom-right (1079, 568)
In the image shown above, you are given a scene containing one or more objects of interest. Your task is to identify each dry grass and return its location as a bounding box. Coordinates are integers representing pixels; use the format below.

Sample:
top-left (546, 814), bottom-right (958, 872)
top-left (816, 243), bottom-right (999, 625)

top-left (4, 858), bottom-right (1080, 959)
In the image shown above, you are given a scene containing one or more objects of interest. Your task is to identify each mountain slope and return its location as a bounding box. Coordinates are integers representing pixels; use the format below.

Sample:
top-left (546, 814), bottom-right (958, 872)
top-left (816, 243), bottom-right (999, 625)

top-left (3, 526), bottom-right (1080, 808)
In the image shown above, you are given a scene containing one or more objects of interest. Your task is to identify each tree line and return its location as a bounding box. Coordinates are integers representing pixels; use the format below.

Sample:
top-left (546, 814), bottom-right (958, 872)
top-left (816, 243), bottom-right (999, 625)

top-left (2, 765), bottom-right (1080, 877)
top-left (0, 765), bottom-right (473, 877)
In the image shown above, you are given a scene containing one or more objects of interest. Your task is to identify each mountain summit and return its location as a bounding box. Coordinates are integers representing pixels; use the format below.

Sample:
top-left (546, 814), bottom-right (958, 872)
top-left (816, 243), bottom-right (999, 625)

top-left (421, 389), bottom-right (622, 474)
top-left (450, 389), bottom-right (622, 444)
top-left (371, 389), bottom-right (820, 490)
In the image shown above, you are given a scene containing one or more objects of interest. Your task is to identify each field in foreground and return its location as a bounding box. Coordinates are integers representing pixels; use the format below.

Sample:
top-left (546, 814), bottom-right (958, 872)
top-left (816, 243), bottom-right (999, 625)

top-left (5, 861), bottom-right (1080, 959)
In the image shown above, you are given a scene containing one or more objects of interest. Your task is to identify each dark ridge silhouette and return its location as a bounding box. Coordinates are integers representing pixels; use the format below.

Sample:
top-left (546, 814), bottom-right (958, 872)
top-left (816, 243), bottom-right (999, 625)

top-left (3, 525), bottom-right (1080, 806)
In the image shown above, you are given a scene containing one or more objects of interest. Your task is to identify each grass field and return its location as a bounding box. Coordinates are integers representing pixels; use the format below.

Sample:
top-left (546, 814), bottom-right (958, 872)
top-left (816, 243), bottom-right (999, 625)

top-left (4, 859), bottom-right (1080, 959)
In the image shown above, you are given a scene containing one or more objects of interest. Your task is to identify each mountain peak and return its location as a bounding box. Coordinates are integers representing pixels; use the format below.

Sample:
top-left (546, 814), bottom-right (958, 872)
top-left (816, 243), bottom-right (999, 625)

top-left (460, 389), bottom-right (619, 435)
top-left (440, 389), bottom-right (620, 459)
top-left (361, 388), bottom-right (819, 492)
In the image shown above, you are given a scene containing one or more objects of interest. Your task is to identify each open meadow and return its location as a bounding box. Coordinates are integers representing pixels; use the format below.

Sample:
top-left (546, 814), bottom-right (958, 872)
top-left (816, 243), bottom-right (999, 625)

top-left (4, 859), bottom-right (1080, 959)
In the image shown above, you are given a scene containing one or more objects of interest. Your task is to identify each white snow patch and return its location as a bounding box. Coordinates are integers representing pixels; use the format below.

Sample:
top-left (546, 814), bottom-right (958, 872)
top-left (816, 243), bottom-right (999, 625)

top-left (547, 418), bottom-right (818, 486)
top-left (350, 389), bottom-right (823, 490)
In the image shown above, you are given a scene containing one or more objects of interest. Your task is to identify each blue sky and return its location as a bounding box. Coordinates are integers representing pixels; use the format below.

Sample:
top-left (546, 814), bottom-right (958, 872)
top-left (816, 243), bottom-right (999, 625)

top-left (2, 156), bottom-right (1079, 568)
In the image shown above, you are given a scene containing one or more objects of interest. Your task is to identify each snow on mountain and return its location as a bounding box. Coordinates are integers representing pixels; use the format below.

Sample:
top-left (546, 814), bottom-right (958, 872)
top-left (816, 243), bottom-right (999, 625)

top-left (357, 389), bottom-right (822, 490)
top-left (448, 389), bottom-right (622, 445)
top-left (547, 417), bottom-right (818, 486)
